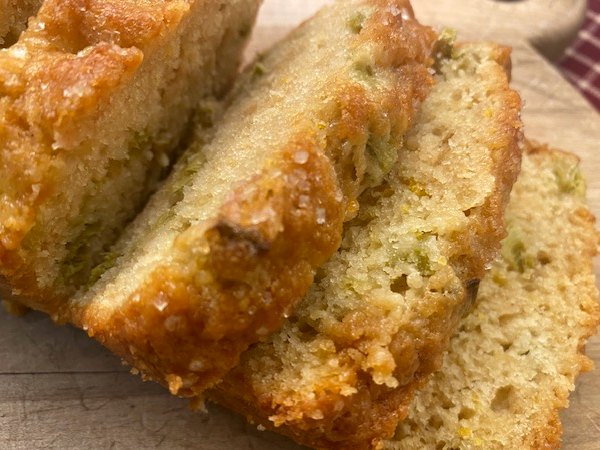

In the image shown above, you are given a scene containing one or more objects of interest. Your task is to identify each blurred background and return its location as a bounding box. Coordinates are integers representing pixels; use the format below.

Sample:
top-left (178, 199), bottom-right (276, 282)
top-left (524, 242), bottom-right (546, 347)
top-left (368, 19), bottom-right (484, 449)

top-left (558, 0), bottom-right (600, 110)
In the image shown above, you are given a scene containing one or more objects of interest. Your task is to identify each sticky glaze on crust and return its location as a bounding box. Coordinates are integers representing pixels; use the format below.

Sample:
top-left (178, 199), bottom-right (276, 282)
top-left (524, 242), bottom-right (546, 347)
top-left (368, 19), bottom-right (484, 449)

top-left (67, 0), bottom-right (437, 398)
top-left (211, 41), bottom-right (523, 449)
top-left (82, 140), bottom-right (345, 395)
top-left (0, 0), bottom-right (183, 253)
top-left (388, 142), bottom-right (600, 450)
top-left (0, 0), bottom-right (262, 311)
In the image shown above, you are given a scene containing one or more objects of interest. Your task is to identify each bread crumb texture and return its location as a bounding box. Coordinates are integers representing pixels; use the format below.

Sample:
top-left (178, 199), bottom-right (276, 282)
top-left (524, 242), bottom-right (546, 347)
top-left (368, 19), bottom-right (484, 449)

top-left (387, 142), bottom-right (600, 450)
top-left (69, 0), bottom-right (437, 398)
top-left (212, 40), bottom-right (523, 449)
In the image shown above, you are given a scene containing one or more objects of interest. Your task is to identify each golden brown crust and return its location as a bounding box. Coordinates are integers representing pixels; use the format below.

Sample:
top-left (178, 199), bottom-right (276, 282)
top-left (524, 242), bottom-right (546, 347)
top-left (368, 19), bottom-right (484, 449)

top-left (211, 42), bottom-right (524, 449)
top-left (212, 373), bottom-right (425, 450)
top-left (37, 0), bottom-right (188, 52)
top-left (0, 43), bottom-right (142, 247)
top-left (81, 139), bottom-right (346, 395)
top-left (529, 410), bottom-right (562, 450)
top-left (449, 44), bottom-right (523, 285)
top-left (0, 45), bottom-right (144, 313)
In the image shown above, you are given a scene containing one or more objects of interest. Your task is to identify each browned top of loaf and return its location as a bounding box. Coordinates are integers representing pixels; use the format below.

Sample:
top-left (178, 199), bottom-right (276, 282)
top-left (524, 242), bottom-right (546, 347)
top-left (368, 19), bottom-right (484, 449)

top-left (72, 0), bottom-right (437, 398)
top-left (0, 0), bottom-right (188, 257)
top-left (211, 41), bottom-right (523, 449)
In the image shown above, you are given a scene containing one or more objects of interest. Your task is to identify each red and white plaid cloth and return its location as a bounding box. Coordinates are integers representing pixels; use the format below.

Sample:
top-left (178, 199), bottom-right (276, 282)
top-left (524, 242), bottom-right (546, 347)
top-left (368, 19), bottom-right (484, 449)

top-left (559, 0), bottom-right (600, 111)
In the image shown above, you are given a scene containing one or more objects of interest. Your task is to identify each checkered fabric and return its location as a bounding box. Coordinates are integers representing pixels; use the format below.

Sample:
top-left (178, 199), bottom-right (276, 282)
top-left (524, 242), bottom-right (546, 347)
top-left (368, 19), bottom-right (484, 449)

top-left (559, 0), bottom-right (600, 111)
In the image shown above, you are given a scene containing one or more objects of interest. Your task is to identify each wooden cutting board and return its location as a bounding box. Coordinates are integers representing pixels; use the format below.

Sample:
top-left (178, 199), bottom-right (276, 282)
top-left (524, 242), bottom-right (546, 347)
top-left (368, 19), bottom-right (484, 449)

top-left (1, 1), bottom-right (599, 448)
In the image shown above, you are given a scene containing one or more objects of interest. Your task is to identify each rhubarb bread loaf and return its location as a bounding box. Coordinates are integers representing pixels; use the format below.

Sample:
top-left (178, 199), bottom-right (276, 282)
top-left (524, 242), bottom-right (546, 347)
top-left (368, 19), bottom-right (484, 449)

top-left (0, 0), bottom-right (262, 312)
top-left (212, 40), bottom-right (523, 449)
top-left (389, 142), bottom-right (600, 450)
top-left (0, 0), bottom-right (42, 46)
top-left (67, 0), bottom-right (437, 398)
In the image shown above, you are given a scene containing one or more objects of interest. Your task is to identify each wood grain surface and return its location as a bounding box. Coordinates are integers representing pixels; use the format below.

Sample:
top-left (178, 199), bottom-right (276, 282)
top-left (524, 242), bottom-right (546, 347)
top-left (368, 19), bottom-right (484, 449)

top-left (1, 1), bottom-right (599, 449)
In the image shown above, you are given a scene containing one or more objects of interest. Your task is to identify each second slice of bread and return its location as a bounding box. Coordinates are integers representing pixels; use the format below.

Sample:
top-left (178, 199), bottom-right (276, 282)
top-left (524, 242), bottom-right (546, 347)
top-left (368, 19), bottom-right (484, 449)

top-left (67, 0), bottom-right (437, 398)
top-left (211, 41), bottom-right (523, 449)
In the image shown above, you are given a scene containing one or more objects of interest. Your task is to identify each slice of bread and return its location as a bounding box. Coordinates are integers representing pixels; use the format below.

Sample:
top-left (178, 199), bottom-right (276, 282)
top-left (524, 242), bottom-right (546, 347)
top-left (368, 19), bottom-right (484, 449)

top-left (388, 142), bottom-right (600, 450)
top-left (0, 0), bottom-right (262, 311)
top-left (67, 0), bottom-right (437, 398)
top-left (211, 41), bottom-right (523, 449)
top-left (0, 0), bottom-right (42, 46)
